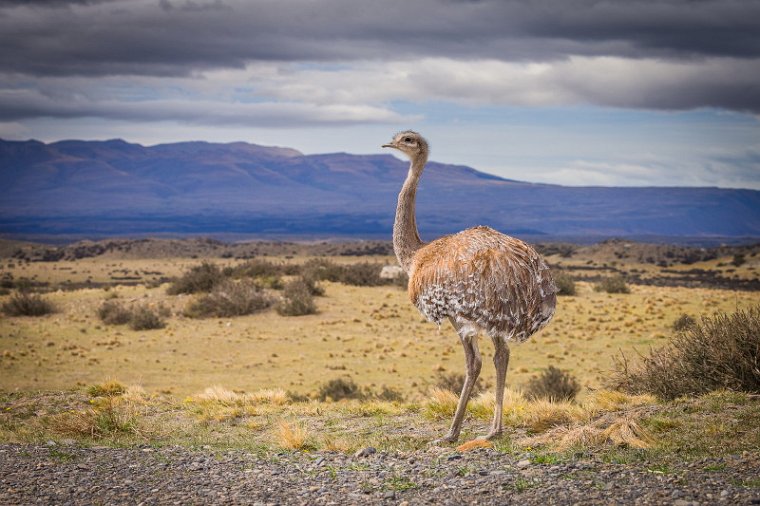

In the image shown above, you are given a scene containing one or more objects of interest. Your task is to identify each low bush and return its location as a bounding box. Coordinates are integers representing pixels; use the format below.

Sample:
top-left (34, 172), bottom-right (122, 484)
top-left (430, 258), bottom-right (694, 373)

top-left (300, 258), bottom-right (343, 282)
top-left (317, 377), bottom-right (366, 401)
top-left (226, 259), bottom-right (282, 279)
top-left (299, 272), bottom-right (325, 296)
top-left (553, 271), bottom-right (576, 296)
top-left (610, 307), bottom-right (760, 399)
top-left (392, 270), bottom-right (409, 290)
top-left (276, 278), bottom-right (317, 316)
top-left (594, 275), bottom-right (630, 294)
top-left (672, 313), bottom-right (696, 332)
top-left (1, 291), bottom-right (55, 316)
top-left (185, 279), bottom-right (273, 318)
top-left (524, 366), bottom-right (581, 402)
top-left (166, 261), bottom-right (223, 295)
top-left (97, 300), bottom-right (132, 325)
top-left (434, 371), bottom-right (483, 397)
top-left (338, 262), bottom-right (385, 286)
top-left (255, 275), bottom-right (284, 290)
top-left (129, 305), bottom-right (167, 330)
top-left (376, 386), bottom-right (405, 402)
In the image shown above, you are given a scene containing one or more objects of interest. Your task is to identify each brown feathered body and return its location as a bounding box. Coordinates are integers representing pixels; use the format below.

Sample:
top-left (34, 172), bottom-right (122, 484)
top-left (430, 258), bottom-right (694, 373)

top-left (408, 225), bottom-right (556, 342)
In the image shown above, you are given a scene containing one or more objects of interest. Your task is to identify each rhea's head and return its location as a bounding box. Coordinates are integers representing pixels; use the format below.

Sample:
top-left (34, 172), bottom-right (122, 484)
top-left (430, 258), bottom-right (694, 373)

top-left (382, 131), bottom-right (429, 161)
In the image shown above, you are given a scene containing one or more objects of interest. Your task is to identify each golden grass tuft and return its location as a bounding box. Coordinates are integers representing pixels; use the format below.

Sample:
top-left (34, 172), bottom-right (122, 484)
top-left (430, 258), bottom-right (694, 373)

top-left (469, 391), bottom-right (496, 420)
top-left (321, 434), bottom-right (356, 452)
top-left (424, 388), bottom-right (459, 419)
top-left (276, 420), bottom-right (310, 450)
top-left (193, 386), bottom-right (289, 406)
top-left (523, 398), bottom-right (585, 433)
top-left (47, 395), bottom-right (141, 439)
top-left (195, 385), bottom-right (244, 405)
top-left (528, 414), bottom-right (654, 451)
top-left (501, 388), bottom-right (531, 427)
top-left (189, 386), bottom-right (252, 422)
top-left (250, 388), bottom-right (289, 405)
top-left (344, 400), bottom-right (404, 417)
top-left (87, 380), bottom-right (127, 398)
top-left (552, 425), bottom-right (607, 450)
top-left (601, 416), bottom-right (654, 449)
top-left (584, 389), bottom-right (657, 413)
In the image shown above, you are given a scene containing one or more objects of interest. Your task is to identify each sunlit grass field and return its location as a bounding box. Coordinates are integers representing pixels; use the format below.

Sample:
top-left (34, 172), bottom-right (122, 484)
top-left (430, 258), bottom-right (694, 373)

top-left (1, 251), bottom-right (760, 459)
top-left (2, 255), bottom-right (758, 398)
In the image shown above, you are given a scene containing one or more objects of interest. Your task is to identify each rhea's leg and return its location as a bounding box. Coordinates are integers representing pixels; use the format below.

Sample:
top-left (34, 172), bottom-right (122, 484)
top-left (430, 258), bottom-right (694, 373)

top-left (434, 320), bottom-right (481, 444)
top-left (483, 336), bottom-right (510, 440)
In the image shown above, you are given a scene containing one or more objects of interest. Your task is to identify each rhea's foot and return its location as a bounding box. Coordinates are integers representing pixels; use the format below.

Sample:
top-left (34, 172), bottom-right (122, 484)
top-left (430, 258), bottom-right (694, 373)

top-left (432, 433), bottom-right (459, 445)
top-left (479, 429), bottom-right (504, 441)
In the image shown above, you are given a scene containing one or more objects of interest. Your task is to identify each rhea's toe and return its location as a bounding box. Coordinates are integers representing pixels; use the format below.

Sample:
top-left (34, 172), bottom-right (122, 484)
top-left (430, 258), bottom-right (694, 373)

top-left (432, 433), bottom-right (459, 445)
top-left (480, 429), bottom-right (504, 441)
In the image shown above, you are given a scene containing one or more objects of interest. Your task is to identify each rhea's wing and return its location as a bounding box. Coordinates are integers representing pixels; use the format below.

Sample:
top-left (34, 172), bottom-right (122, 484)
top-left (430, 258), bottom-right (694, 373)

top-left (409, 226), bottom-right (556, 340)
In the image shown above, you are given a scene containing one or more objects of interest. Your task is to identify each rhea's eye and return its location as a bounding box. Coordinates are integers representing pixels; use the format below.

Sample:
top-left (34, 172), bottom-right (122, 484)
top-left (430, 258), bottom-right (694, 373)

top-left (403, 137), bottom-right (413, 143)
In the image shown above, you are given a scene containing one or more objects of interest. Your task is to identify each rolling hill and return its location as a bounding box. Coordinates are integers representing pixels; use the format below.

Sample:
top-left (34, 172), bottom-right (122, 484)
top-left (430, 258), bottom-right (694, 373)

top-left (1, 138), bottom-right (758, 240)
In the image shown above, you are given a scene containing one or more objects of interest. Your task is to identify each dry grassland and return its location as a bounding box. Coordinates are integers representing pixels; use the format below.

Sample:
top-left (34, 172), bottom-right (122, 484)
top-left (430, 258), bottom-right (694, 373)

top-left (1, 255), bottom-right (759, 400)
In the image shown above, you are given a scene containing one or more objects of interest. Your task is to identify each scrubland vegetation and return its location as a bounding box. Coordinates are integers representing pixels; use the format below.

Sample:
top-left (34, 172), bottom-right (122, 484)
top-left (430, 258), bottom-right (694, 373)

top-left (1, 240), bottom-right (760, 464)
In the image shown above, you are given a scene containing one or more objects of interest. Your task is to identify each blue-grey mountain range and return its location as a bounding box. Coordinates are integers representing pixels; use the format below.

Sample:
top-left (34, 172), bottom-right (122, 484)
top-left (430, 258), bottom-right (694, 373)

top-left (1, 138), bottom-right (758, 240)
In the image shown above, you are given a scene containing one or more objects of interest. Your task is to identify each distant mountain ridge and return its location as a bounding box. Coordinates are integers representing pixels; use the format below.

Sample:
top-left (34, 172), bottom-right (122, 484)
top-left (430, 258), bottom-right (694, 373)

top-left (1, 138), bottom-right (759, 239)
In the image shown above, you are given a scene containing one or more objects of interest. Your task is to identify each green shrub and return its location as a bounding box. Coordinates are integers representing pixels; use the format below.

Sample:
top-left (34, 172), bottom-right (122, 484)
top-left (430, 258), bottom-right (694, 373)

top-left (185, 279), bottom-right (273, 318)
top-left (1, 292), bottom-right (55, 316)
top-left (553, 271), bottom-right (576, 296)
top-left (276, 278), bottom-right (317, 316)
top-left (129, 305), bottom-right (166, 330)
top-left (166, 262), bottom-right (223, 295)
top-left (524, 366), bottom-right (581, 402)
top-left (97, 300), bottom-right (132, 325)
top-left (610, 307), bottom-right (760, 400)
top-left (594, 275), bottom-right (630, 294)
top-left (317, 377), bottom-right (365, 401)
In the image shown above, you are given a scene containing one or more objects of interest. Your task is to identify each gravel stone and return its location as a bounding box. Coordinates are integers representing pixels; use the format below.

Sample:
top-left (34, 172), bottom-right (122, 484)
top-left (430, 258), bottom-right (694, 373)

top-left (354, 447), bottom-right (377, 458)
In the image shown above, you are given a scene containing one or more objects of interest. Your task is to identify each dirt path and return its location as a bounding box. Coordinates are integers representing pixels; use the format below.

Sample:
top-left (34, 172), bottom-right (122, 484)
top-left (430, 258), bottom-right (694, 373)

top-left (2, 444), bottom-right (759, 505)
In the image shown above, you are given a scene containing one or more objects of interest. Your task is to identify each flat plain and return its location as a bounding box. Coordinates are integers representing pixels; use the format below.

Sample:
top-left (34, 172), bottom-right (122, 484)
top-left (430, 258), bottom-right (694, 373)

top-left (1, 238), bottom-right (759, 505)
top-left (1, 240), bottom-right (758, 397)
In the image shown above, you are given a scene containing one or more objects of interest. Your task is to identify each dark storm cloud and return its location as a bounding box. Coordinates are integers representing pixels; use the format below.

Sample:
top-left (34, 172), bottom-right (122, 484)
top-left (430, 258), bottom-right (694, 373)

top-left (1, 0), bottom-right (759, 116)
top-left (0, 88), bottom-right (412, 126)
top-left (0, 0), bottom-right (116, 7)
top-left (1, 0), bottom-right (759, 77)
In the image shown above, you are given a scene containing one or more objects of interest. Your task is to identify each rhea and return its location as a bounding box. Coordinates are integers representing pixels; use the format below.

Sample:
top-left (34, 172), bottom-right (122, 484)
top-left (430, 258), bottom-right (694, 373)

top-left (383, 131), bottom-right (557, 443)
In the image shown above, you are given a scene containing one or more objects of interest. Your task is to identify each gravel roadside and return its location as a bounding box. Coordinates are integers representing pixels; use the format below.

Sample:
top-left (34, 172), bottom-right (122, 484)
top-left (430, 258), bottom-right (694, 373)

top-left (2, 444), bottom-right (759, 505)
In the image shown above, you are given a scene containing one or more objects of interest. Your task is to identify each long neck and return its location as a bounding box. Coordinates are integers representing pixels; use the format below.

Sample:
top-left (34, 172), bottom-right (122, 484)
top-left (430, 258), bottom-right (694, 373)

top-left (393, 155), bottom-right (426, 272)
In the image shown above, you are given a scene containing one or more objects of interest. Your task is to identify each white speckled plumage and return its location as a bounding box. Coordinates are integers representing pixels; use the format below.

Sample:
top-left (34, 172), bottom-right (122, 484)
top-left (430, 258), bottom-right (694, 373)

top-left (382, 130), bottom-right (556, 443)
top-left (410, 226), bottom-right (556, 343)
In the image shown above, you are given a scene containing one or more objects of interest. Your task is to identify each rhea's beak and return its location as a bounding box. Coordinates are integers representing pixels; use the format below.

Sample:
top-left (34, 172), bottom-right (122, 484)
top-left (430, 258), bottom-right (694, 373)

top-left (382, 143), bottom-right (395, 148)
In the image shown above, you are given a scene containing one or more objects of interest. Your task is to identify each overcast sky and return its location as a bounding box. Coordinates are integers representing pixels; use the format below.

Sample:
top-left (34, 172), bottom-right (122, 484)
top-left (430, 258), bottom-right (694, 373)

top-left (1, 0), bottom-right (759, 189)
